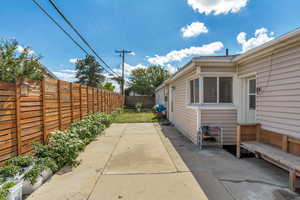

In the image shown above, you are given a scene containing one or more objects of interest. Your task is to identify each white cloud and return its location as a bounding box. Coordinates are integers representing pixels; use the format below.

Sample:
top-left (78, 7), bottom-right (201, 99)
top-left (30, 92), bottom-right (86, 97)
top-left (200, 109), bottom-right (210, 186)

top-left (69, 58), bottom-right (79, 64)
top-left (166, 64), bottom-right (177, 74)
top-left (53, 69), bottom-right (77, 82)
top-left (186, 0), bottom-right (249, 15)
top-left (181, 22), bottom-right (208, 38)
top-left (147, 41), bottom-right (224, 66)
top-left (237, 28), bottom-right (275, 53)
top-left (130, 52), bottom-right (136, 56)
top-left (16, 45), bottom-right (35, 55)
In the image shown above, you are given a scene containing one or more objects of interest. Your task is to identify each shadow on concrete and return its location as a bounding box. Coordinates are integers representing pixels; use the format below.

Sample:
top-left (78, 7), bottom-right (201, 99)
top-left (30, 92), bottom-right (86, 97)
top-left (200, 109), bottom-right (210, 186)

top-left (157, 124), bottom-right (300, 200)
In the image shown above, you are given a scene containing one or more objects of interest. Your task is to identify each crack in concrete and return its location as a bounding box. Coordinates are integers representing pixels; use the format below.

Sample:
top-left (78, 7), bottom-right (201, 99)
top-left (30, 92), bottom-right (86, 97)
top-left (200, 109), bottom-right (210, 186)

top-left (219, 178), bottom-right (288, 188)
top-left (219, 181), bottom-right (238, 200)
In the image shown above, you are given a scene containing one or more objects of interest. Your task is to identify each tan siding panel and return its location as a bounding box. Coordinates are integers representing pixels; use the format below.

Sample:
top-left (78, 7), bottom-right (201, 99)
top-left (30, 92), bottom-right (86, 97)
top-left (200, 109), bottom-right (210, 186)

top-left (172, 70), bottom-right (198, 143)
top-left (239, 44), bottom-right (300, 138)
top-left (201, 109), bottom-right (237, 145)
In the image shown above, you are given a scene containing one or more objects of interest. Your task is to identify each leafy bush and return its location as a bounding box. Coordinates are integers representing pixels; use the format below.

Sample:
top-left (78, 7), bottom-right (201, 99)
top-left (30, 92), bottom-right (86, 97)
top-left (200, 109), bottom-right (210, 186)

top-left (33, 111), bottom-right (121, 170)
top-left (0, 181), bottom-right (15, 200)
top-left (0, 165), bottom-right (20, 183)
top-left (6, 155), bottom-right (34, 172)
top-left (34, 131), bottom-right (84, 169)
top-left (23, 166), bottom-right (41, 185)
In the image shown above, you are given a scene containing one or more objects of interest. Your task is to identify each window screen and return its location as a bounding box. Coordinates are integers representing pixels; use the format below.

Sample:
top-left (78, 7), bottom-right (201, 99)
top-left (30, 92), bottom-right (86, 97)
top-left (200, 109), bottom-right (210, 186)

top-left (203, 77), bottom-right (217, 103)
top-left (190, 80), bottom-right (194, 103)
top-left (194, 79), bottom-right (199, 103)
top-left (249, 79), bottom-right (256, 110)
top-left (219, 77), bottom-right (233, 103)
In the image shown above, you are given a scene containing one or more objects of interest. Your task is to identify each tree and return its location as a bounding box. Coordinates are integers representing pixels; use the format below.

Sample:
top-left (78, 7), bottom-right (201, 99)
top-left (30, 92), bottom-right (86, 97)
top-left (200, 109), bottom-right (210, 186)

top-left (75, 55), bottom-right (105, 87)
top-left (0, 39), bottom-right (44, 83)
top-left (129, 65), bottom-right (170, 96)
top-left (101, 82), bottom-right (115, 91)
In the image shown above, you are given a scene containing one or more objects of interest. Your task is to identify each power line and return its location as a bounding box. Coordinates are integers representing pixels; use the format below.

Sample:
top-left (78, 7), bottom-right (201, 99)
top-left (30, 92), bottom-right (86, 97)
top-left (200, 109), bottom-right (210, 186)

top-left (48, 0), bottom-right (121, 77)
top-left (31, 0), bottom-right (118, 77)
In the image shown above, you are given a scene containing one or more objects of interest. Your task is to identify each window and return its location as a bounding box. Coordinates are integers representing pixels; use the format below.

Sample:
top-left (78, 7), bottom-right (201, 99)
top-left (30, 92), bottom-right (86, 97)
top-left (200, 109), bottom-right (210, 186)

top-left (203, 77), bottom-right (233, 104)
top-left (249, 79), bottom-right (256, 110)
top-left (189, 78), bottom-right (199, 104)
top-left (203, 77), bottom-right (217, 103)
top-left (219, 77), bottom-right (233, 103)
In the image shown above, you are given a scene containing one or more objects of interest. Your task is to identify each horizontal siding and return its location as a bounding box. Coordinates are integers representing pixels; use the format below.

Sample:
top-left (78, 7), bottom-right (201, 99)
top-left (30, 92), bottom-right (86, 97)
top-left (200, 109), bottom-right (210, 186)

top-left (239, 44), bottom-right (300, 139)
top-left (173, 70), bottom-right (198, 143)
top-left (201, 109), bottom-right (237, 145)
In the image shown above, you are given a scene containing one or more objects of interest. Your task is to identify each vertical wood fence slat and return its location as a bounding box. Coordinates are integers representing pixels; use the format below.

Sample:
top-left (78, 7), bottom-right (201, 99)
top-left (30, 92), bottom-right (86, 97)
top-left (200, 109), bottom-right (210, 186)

top-left (58, 80), bottom-right (62, 130)
top-left (97, 89), bottom-right (99, 112)
top-left (15, 81), bottom-right (21, 155)
top-left (92, 88), bottom-right (94, 113)
top-left (79, 85), bottom-right (82, 120)
top-left (70, 82), bottom-right (74, 123)
top-left (41, 78), bottom-right (47, 144)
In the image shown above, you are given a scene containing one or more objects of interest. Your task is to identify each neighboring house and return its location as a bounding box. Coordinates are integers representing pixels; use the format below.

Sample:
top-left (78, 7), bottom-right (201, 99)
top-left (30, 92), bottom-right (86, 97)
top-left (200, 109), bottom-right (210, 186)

top-left (155, 27), bottom-right (300, 146)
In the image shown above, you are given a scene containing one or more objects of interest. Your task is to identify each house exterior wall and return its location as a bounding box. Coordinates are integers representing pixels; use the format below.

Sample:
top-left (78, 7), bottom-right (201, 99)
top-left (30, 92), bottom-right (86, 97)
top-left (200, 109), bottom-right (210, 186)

top-left (238, 43), bottom-right (300, 139)
top-left (172, 70), bottom-right (199, 143)
top-left (201, 109), bottom-right (237, 144)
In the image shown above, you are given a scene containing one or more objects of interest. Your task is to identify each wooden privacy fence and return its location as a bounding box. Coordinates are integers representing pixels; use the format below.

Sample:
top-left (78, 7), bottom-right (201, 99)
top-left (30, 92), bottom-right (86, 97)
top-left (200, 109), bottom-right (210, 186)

top-left (0, 78), bottom-right (124, 165)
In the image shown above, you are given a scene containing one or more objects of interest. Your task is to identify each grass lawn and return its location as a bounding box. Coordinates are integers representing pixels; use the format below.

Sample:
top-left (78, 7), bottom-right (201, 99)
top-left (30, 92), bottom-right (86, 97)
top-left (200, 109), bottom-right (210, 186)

top-left (113, 108), bottom-right (163, 123)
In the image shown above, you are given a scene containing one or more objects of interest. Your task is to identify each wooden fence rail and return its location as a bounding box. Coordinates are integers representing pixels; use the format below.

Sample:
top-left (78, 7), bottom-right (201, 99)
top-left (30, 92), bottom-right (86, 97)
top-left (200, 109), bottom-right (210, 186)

top-left (0, 78), bottom-right (124, 165)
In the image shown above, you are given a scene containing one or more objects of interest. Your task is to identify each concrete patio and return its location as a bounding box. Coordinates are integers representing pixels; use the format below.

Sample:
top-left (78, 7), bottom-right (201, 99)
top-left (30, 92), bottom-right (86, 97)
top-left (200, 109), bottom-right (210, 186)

top-left (27, 123), bottom-right (300, 200)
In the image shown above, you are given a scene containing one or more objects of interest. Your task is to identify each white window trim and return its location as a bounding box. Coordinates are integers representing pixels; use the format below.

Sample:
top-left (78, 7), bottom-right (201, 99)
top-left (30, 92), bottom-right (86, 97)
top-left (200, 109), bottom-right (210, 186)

top-left (202, 75), bottom-right (234, 104)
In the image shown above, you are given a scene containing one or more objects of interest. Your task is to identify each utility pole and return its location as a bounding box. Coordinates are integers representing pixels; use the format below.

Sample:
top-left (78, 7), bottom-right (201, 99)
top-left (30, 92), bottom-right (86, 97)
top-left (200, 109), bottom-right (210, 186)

top-left (115, 49), bottom-right (132, 95)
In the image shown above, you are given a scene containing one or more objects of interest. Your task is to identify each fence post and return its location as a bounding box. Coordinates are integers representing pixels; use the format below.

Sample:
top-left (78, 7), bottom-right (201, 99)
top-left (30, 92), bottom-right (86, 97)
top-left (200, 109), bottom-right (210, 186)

top-left (41, 78), bottom-right (47, 144)
top-left (101, 90), bottom-right (104, 112)
top-left (97, 89), bottom-right (99, 112)
top-left (87, 86), bottom-right (89, 114)
top-left (79, 85), bottom-right (82, 120)
top-left (70, 82), bottom-right (74, 123)
top-left (15, 81), bottom-right (21, 155)
top-left (92, 88), bottom-right (95, 113)
top-left (58, 80), bottom-right (62, 130)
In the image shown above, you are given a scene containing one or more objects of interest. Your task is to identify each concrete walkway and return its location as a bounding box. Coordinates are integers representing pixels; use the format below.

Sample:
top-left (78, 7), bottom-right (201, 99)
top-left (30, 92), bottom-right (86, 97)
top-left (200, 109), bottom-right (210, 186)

top-left (28, 123), bottom-right (300, 200)
top-left (27, 123), bottom-right (208, 200)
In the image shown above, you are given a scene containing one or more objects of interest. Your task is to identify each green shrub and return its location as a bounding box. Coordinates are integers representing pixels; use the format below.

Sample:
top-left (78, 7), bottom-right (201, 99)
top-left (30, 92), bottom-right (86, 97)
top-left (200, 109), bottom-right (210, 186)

top-left (0, 181), bottom-right (15, 200)
top-left (23, 166), bottom-right (41, 185)
top-left (32, 111), bottom-right (121, 171)
top-left (6, 155), bottom-right (34, 172)
top-left (0, 165), bottom-right (20, 183)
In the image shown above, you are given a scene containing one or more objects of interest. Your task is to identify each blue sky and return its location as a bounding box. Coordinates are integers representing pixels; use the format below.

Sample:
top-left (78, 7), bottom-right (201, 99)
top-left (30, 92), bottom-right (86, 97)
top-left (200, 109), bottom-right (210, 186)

top-left (1, 0), bottom-right (300, 85)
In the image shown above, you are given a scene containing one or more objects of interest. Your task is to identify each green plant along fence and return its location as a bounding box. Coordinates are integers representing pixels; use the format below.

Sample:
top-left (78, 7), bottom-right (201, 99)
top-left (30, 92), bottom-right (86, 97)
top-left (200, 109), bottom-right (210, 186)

top-left (0, 78), bottom-right (124, 165)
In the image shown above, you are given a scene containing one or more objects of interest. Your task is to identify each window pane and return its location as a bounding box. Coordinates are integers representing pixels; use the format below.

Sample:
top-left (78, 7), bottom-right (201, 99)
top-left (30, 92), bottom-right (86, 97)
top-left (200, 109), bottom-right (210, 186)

top-left (219, 77), bottom-right (233, 103)
top-left (190, 80), bottom-right (194, 103)
top-left (203, 77), bottom-right (217, 103)
top-left (249, 95), bottom-right (256, 110)
top-left (195, 79), bottom-right (199, 103)
top-left (249, 79), bottom-right (256, 94)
